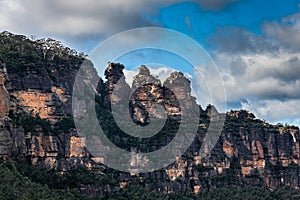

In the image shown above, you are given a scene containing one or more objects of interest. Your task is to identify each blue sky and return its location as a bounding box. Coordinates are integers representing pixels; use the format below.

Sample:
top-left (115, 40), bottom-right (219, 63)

top-left (0, 0), bottom-right (300, 126)
top-left (155, 0), bottom-right (300, 46)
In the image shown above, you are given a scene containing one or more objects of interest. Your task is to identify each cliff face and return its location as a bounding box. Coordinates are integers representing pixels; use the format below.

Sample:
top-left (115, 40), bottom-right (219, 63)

top-left (198, 110), bottom-right (300, 191)
top-left (0, 32), bottom-right (300, 194)
top-left (0, 32), bottom-right (97, 171)
top-left (0, 67), bottom-right (9, 117)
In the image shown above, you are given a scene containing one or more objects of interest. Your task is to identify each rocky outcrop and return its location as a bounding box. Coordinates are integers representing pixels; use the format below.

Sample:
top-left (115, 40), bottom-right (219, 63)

top-left (1, 60), bottom-right (300, 193)
top-left (1, 32), bottom-right (300, 195)
top-left (11, 87), bottom-right (69, 121)
top-left (163, 71), bottom-right (198, 118)
top-left (0, 65), bottom-right (9, 117)
top-left (130, 65), bottom-right (164, 123)
top-left (0, 118), bottom-right (25, 156)
top-left (104, 63), bottom-right (130, 107)
top-left (130, 65), bottom-right (198, 124)
top-left (0, 33), bottom-right (97, 170)
top-left (102, 64), bottom-right (300, 192)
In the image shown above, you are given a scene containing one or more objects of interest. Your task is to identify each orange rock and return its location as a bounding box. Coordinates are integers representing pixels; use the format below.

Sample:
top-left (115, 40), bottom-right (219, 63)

top-left (223, 141), bottom-right (234, 155)
top-left (69, 136), bottom-right (85, 157)
top-left (241, 166), bottom-right (252, 175)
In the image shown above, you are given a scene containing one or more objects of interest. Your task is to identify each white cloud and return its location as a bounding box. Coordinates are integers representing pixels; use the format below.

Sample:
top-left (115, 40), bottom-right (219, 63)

top-left (207, 8), bottom-right (300, 126)
top-left (241, 99), bottom-right (300, 126)
top-left (263, 11), bottom-right (300, 51)
top-left (0, 0), bottom-right (155, 37)
top-left (213, 50), bottom-right (300, 102)
top-left (0, 0), bottom-right (238, 51)
top-left (124, 66), bottom-right (178, 86)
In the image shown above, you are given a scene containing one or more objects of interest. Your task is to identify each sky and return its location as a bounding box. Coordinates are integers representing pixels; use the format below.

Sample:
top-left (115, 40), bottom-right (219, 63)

top-left (0, 0), bottom-right (300, 126)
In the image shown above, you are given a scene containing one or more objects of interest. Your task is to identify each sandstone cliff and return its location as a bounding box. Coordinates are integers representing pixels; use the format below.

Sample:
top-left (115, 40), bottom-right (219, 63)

top-left (0, 32), bottom-right (300, 195)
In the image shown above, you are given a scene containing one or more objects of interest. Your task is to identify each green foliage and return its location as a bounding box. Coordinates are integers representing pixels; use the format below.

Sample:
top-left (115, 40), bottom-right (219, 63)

top-left (95, 102), bottom-right (181, 153)
top-left (1, 159), bottom-right (300, 200)
top-left (91, 185), bottom-right (195, 200)
top-left (88, 185), bottom-right (300, 200)
top-left (11, 156), bottom-right (113, 190)
top-left (54, 116), bottom-right (75, 133)
top-left (0, 31), bottom-right (84, 77)
top-left (0, 158), bottom-right (79, 199)
top-left (9, 111), bottom-right (54, 135)
top-left (194, 164), bottom-right (213, 173)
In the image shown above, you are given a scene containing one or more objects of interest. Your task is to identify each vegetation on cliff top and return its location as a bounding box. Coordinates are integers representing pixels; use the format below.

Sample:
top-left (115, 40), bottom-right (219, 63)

top-left (0, 31), bottom-right (84, 79)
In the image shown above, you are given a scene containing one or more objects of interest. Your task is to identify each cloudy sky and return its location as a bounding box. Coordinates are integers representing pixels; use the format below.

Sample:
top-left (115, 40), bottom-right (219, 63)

top-left (0, 0), bottom-right (300, 126)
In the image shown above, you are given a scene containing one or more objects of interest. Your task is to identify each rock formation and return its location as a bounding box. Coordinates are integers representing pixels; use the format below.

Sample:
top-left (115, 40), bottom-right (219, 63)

top-left (104, 62), bottom-right (130, 107)
top-left (130, 65), bottom-right (164, 123)
top-left (0, 32), bottom-right (300, 195)
top-left (0, 65), bottom-right (9, 117)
